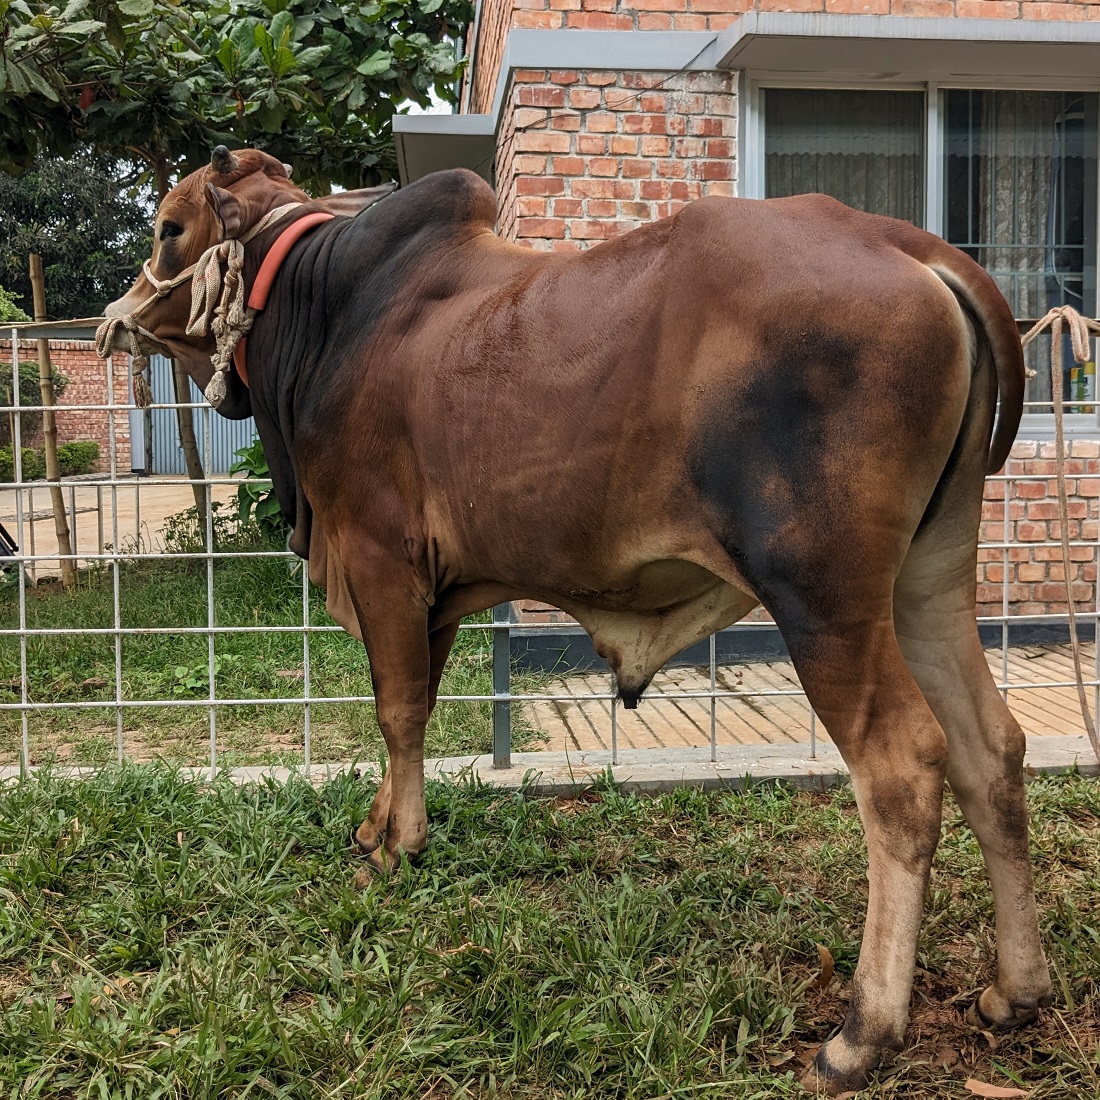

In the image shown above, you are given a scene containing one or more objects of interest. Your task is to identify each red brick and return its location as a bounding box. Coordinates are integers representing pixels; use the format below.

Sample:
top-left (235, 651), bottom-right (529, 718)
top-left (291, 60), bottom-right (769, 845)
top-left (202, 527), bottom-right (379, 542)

top-left (657, 159), bottom-right (689, 178)
top-left (826, 0), bottom-right (890, 9)
top-left (513, 11), bottom-right (562, 27)
top-left (623, 113), bottom-right (667, 134)
top-left (610, 135), bottom-right (639, 155)
top-left (689, 0), bottom-right (752, 9)
top-left (565, 12), bottom-right (634, 27)
top-left (706, 13), bottom-right (741, 27)
top-left (517, 177), bottom-right (565, 195)
top-left (514, 155), bottom-right (548, 175)
top-left (705, 181), bottom-right (735, 196)
top-left (577, 135), bottom-right (609, 155)
top-left (670, 181), bottom-right (703, 201)
top-left (621, 201), bottom-right (652, 219)
top-left (569, 88), bottom-right (602, 110)
top-left (572, 178), bottom-right (635, 199)
top-left (514, 70), bottom-right (549, 83)
top-left (518, 87), bottom-right (565, 108)
top-left (549, 70), bottom-right (581, 83)
top-left (581, 0), bottom-right (617, 8)
top-left (1022, 1), bottom-right (1088, 14)
top-left (639, 180), bottom-right (672, 200)
top-left (1014, 480), bottom-right (1048, 499)
top-left (517, 197), bottom-right (549, 218)
top-left (517, 217), bottom-right (566, 239)
top-left (1016, 522), bottom-right (1047, 542)
top-left (955, 0), bottom-right (1020, 14)
top-left (550, 156), bottom-right (585, 175)
top-left (1078, 479), bottom-right (1100, 497)
top-left (585, 112), bottom-right (618, 132)
top-left (634, 0), bottom-right (688, 7)
top-left (641, 136), bottom-right (671, 156)
top-left (622, 159), bottom-right (652, 178)
top-left (585, 157), bottom-right (618, 176)
top-left (890, 0), bottom-right (953, 11)
top-left (586, 72), bottom-right (618, 86)
top-left (672, 12), bottom-right (709, 27)
top-left (758, 0), bottom-right (823, 8)
top-left (552, 198), bottom-right (584, 217)
top-left (690, 117), bottom-right (729, 137)
top-left (570, 219), bottom-right (632, 239)
top-left (674, 137), bottom-right (707, 158)
top-left (587, 199), bottom-right (617, 217)
top-left (516, 132), bottom-right (571, 153)
top-left (639, 12), bottom-right (674, 25)
top-left (706, 138), bottom-right (735, 158)
top-left (639, 93), bottom-right (670, 111)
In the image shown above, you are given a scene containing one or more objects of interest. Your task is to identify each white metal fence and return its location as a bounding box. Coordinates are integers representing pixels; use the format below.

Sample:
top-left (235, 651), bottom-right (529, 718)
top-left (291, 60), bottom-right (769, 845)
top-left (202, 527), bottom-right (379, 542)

top-left (2, 327), bottom-right (1097, 777)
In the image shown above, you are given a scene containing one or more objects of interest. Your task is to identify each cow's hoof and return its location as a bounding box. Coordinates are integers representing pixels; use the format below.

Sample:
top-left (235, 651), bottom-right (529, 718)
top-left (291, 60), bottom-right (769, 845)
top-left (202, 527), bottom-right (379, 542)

top-left (968, 985), bottom-right (1054, 1031)
top-left (800, 1040), bottom-right (874, 1096)
top-left (350, 823), bottom-right (382, 855)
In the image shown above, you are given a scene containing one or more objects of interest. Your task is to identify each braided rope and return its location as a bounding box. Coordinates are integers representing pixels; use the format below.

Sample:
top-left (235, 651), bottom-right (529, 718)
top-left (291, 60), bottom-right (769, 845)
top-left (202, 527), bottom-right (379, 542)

top-left (1021, 306), bottom-right (1100, 765)
top-left (94, 202), bottom-right (302, 409)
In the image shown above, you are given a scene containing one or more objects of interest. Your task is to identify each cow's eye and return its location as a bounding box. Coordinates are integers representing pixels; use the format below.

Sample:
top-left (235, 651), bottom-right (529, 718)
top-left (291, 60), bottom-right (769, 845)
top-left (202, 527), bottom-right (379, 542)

top-left (159, 222), bottom-right (184, 240)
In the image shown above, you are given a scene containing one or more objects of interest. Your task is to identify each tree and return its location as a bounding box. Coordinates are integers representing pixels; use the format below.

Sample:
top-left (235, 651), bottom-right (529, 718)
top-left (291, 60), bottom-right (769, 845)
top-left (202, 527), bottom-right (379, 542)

top-left (0, 1), bottom-right (473, 193)
top-left (0, 284), bottom-right (29, 323)
top-left (0, 151), bottom-right (152, 319)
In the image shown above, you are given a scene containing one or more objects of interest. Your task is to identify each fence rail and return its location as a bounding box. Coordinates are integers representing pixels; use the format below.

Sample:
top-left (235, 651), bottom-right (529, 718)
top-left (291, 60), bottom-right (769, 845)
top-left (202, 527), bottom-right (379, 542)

top-left (3, 328), bottom-right (1099, 779)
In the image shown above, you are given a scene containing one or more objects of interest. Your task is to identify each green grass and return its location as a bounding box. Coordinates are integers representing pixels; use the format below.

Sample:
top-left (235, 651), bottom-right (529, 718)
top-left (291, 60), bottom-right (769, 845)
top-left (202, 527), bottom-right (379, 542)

top-left (0, 523), bottom-right (546, 767)
top-left (0, 767), bottom-right (1096, 1098)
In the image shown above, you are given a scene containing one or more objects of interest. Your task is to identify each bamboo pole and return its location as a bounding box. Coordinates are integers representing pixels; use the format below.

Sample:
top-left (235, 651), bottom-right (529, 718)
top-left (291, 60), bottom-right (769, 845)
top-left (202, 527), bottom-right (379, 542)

top-left (28, 253), bottom-right (77, 589)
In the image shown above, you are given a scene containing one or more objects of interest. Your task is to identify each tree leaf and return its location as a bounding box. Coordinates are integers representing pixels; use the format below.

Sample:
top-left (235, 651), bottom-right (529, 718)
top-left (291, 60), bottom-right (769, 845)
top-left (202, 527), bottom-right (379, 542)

top-left (355, 49), bottom-right (391, 77)
top-left (965, 1081), bottom-right (1029, 1099)
top-left (814, 944), bottom-right (834, 989)
top-left (117, 0), bottom-right (154, 16)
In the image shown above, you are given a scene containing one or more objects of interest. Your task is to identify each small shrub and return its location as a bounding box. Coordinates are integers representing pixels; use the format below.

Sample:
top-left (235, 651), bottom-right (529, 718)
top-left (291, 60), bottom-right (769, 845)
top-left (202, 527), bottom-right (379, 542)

top-left (0, 361), bottom-right (70, 446)
top-left (0, 446), bottom-right (44, 482)
top-left (56, 441), bottom-right (99, 476)
top-left (230, 438), bottom-right (289, 540)
top-left (161, 501), bottom-right (259, 555)
top-left (0, 284), bottom-right (29, 323)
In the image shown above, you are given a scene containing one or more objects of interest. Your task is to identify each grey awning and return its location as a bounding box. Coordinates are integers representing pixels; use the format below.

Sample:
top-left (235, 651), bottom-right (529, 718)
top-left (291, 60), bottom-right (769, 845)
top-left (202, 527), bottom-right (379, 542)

top-left (715, 13), bottom-right (1100, 80)
top-left (393, 114), bottom-right (495, 187)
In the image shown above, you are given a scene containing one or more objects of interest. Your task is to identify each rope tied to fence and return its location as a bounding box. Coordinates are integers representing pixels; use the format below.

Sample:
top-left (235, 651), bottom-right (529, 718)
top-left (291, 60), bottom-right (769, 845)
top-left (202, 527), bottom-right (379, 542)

top-left (1021, 305), bottom-right (1100, 764)
top-left (94, 201), bottom-right (302, 410)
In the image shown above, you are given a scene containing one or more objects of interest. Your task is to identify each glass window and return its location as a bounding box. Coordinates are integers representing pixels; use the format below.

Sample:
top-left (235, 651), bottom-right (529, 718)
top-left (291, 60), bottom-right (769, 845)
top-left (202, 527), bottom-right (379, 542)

top-left (944, 90), bottom-right (1098, 409)
top-left (764, 88), bottom-right (925, 224)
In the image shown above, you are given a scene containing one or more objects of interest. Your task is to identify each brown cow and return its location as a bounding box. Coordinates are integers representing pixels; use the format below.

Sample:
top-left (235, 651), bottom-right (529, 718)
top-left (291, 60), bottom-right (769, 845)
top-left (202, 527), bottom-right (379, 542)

top-left (100, 147), bottom-right (1053, 1094)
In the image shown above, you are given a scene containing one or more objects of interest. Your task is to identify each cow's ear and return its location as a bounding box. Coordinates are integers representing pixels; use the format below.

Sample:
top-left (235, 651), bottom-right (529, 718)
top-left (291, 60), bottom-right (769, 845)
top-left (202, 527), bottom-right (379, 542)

top-left (312, 182), bottom-right (396, 218)
top-left (206, 182), bottom-right (243, 240)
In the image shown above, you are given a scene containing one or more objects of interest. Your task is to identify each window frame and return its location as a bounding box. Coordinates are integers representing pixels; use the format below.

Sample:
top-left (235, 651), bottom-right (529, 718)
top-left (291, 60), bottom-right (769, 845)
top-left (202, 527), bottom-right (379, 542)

top-left (740, 72), bottom-right (1100, 439)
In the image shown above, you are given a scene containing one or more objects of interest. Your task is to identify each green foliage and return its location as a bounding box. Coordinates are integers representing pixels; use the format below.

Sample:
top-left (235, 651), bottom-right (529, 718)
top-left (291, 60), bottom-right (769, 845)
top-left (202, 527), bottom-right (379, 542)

top-left (160, 499), bottom-right (256, 554)
top-left (0, 0), bottom-right (475, 192)
top-left (0, 150), bottom-right (153, 319)
top-left (230, 436), bottom-right (289, 540)
top-left (0, 283), bottom-right (29, 322)
top-left (56, 440), bottom-right (99, 475)
top-left (0, 361), bottom-right (70, 446)
top-left (0, 445), bottom-right (43, 481)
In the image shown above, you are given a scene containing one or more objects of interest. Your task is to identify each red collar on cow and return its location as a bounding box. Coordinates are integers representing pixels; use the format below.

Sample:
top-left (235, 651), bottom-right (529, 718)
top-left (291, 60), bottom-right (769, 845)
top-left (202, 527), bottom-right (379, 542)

top-left (232, 211), bottom-right (336, 388)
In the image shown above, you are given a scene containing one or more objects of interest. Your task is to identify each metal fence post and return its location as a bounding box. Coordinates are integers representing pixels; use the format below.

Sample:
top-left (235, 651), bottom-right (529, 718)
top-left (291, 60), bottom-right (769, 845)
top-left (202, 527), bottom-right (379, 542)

top-left (492, 602), bottom-right (512, 768)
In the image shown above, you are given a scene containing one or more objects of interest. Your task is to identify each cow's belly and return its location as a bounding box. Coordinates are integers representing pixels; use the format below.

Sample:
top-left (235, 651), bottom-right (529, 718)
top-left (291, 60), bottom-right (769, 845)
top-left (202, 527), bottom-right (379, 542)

top-left (545, 559), bottom-right (760, 705)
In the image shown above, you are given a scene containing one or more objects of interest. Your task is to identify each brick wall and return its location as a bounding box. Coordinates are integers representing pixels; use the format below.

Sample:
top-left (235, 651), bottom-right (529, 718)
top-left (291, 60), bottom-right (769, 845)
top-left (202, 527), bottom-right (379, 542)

top-left (979, 441), bottom-right (1100, 619)
top-left (497, 69), bottom-right (736, 250)
top-left (1, 342), bottom-right (130, 473)
top-left (466, 0), bottom-right (1100, 121)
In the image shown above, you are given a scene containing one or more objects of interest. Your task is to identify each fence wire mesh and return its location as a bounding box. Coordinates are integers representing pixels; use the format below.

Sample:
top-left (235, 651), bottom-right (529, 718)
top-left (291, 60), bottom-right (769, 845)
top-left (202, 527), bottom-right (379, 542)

top-left (2, 330), bottom-right (1098, 776)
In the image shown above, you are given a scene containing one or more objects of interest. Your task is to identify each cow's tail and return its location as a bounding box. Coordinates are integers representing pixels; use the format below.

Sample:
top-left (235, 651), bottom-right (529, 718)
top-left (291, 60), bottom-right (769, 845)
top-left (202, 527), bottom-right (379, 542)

top-left (925, 258), bottom-right (1025, 474)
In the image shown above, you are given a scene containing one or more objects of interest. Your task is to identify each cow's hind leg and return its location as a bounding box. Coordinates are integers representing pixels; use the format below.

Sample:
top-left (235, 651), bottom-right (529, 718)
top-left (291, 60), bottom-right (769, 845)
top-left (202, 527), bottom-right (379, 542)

top-left (895, 524), bottom-right (1052, 1031)
top-left (354, 621), bottom-right (459, 859)
top-left (774, 601), bottom-right (948, 1095)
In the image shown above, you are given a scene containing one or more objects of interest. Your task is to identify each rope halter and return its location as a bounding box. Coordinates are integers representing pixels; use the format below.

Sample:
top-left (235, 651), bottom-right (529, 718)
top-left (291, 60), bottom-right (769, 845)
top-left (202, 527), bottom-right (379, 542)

top-left (1021, 305), bottom-right (1100, 766)
top-left (95, 201), bottom-right (303, 409)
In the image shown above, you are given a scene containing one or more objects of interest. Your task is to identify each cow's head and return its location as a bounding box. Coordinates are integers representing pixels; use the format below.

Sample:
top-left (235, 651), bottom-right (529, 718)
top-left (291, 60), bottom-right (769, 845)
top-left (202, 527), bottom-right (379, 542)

top-left (100, 146), bottom-right (393, 420)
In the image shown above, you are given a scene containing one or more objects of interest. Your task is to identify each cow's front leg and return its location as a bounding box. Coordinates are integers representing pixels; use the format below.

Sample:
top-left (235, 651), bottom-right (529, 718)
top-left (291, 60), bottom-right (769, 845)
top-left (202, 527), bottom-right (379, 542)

top-left (343, 564), bottom-right (434, 877)
top-left (353, 621), bottom-right (459, 861)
